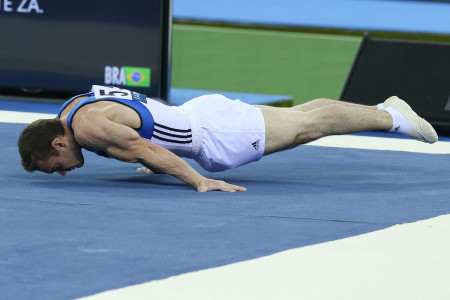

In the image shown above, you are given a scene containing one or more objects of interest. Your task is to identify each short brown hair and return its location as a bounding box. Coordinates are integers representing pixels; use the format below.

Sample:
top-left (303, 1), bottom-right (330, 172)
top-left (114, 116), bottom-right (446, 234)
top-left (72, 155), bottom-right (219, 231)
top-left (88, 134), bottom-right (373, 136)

top-left (18, 118), bottom-right (65, 172)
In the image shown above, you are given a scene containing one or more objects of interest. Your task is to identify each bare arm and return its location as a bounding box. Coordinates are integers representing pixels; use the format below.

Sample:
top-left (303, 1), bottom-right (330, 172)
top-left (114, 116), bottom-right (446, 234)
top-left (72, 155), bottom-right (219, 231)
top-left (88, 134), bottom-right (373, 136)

top-left (75, 113), bottom-right (246, 192)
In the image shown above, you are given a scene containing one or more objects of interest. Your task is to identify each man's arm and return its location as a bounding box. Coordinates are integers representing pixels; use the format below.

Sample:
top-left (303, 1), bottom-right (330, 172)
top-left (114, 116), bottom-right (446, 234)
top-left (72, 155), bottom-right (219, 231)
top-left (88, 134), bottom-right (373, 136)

top-left (74, 113), bottom-right (246, 192)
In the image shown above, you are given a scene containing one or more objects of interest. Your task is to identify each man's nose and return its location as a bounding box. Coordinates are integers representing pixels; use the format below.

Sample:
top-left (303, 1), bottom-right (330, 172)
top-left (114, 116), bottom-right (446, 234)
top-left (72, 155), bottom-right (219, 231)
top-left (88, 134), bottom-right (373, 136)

top-left (57, 170), bottom-right (67, 176)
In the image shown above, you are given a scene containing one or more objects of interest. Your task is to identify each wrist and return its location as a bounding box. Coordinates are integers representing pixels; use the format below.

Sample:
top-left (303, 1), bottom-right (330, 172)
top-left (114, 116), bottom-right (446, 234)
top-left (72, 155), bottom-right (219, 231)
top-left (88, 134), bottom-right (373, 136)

top-left (193, 176), bottom-right (207, 190)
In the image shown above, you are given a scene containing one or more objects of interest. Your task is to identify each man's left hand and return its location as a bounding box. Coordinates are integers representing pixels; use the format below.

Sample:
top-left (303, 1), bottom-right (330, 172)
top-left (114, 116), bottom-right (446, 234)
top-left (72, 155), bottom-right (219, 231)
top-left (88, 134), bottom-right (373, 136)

top-left (196, 178), bottom-right (247, 193)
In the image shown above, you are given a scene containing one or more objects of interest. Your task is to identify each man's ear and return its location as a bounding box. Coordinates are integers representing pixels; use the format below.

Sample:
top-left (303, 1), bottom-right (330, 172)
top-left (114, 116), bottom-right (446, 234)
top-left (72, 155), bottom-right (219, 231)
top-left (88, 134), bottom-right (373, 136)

top-left (51, 136), bottom-right (66, 149)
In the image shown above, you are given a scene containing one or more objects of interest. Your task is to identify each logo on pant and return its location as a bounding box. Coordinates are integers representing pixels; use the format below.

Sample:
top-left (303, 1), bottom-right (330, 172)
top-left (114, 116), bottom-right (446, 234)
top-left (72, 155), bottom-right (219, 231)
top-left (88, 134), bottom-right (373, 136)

top-left (252, 139), bottom-right (260, 150)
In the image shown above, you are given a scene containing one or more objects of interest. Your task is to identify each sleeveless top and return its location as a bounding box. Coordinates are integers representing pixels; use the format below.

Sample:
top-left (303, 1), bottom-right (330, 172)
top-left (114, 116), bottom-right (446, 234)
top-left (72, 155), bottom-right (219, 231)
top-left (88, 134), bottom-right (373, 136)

top-left (58, 85), bottom-right (194, 158)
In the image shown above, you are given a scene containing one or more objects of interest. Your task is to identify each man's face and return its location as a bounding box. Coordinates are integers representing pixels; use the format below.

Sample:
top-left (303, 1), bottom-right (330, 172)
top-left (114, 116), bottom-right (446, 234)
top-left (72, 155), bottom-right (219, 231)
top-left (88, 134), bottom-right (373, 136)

top-left (36, 137), bottom-right (84, 176)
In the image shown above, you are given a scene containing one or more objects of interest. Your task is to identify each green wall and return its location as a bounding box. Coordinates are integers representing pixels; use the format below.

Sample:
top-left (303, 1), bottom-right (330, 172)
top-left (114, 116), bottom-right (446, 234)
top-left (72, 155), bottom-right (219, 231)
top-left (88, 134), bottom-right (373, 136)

top-left (171, 24), bottom-right (361, 105)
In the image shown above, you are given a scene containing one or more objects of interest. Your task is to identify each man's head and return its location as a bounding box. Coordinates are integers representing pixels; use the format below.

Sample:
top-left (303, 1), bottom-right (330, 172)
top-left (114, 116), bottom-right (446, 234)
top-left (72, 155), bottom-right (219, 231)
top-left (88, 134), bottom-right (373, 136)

top-left (18, 118), bottom-right (84, 175)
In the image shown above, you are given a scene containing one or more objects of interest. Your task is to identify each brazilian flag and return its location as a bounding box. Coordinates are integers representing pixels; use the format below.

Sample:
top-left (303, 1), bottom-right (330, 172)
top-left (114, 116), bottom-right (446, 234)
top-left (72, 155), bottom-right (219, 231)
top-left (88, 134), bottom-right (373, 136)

top-left (124, 67), bottom-right (151, 87)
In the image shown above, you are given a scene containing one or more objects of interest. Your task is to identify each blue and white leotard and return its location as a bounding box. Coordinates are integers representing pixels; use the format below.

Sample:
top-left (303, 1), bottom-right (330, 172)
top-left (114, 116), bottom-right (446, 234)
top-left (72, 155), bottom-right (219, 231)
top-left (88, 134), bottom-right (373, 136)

top-left (58, 86), bottom-right (195, 158)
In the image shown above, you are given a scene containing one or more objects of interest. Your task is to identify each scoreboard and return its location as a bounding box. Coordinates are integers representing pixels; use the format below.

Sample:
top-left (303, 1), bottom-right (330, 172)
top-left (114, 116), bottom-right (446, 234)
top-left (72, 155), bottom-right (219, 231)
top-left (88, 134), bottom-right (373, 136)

top-left (0, 0), bottom-right (172, 101)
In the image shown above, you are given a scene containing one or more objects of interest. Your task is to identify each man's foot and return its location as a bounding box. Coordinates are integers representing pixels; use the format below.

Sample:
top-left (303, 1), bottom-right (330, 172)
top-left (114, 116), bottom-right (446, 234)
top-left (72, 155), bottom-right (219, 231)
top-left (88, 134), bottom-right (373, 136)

top-left (382, 96), bottom-right (438, 144)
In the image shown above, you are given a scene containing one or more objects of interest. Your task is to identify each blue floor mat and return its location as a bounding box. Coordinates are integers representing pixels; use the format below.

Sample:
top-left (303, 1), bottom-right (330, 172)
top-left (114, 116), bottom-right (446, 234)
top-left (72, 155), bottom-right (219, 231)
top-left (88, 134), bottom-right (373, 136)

top-left (1, 122), bottom-right (450, 299)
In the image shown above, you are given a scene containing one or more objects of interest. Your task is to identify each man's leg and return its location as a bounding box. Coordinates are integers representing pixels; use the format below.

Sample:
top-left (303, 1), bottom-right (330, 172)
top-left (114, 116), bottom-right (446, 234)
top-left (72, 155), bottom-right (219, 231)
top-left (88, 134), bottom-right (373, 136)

top-left (288, 98), bottom-right (379, 113)
top-left (257, 97), bottom-right (437, 156)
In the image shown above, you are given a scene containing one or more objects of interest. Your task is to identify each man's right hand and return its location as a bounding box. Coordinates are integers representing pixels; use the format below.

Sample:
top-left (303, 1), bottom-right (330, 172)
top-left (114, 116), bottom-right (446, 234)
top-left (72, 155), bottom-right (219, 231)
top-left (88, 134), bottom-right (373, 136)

top-left (136, 166), bottom-right (161, 174)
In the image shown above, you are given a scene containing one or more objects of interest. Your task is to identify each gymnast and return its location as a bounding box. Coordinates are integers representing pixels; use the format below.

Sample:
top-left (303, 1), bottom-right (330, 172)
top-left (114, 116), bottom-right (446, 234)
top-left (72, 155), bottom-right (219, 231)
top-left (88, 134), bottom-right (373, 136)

top-left (18, 85), bottom-right (437, 192)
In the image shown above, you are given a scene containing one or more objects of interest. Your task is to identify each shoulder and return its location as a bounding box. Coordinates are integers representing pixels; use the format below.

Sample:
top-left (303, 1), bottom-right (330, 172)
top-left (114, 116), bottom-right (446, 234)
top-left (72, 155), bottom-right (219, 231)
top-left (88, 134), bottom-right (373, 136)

top-left (70, 110), bottom-right (107, 147)
top-left (72, 108), bottom-right (143, 152)
top-left (59, 95), bottom-right (90, 119)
